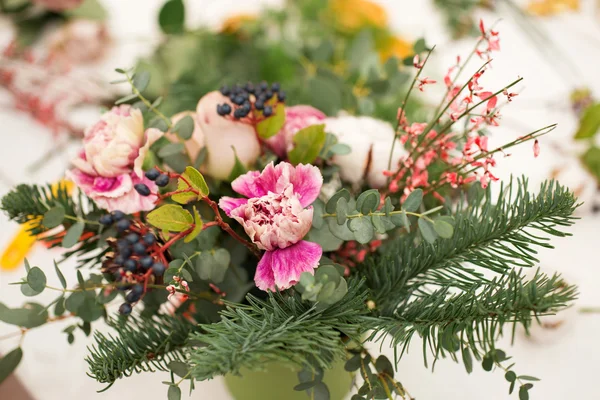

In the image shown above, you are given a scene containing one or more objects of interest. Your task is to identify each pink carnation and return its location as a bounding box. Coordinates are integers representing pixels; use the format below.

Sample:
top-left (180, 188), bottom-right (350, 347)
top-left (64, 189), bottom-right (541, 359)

top-left (67, 105), bottom-right (162, 214)
top-left (266, 105), bottom-right (326, 158)
top-left (219, 162), bottom-right (323, 291)
top-left (32, 0), bottom-right (83, 11)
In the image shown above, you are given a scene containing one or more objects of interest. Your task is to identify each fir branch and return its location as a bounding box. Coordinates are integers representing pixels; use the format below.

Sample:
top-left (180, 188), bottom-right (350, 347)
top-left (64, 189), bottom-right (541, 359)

top-left (188, 284), bottom-right (369, 381)
top-left (86, 314), bottom-right (199, 388)
top-left (365, 270), bottom-right (577, 365)
top-left (360, 178), bottom-right (578, 313)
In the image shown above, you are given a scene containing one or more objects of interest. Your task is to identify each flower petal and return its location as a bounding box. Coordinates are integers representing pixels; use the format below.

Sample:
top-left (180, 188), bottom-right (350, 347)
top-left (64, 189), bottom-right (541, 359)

top-left (231, 170), bottom-right (263, 198)
top-left (254, 240), bottom-right (322, 291)
top-left (218, 197), bottom-right (248, 217)
top-left (288, 163), bottom-right (323, 207)
top-left (134, 128), bottom-right (164, 178)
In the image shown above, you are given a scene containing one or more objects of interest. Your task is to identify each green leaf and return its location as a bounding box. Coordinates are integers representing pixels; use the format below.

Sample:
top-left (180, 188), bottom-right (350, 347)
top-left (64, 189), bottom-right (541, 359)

top-left (375, 355), bottom-right (394, 376)
top-left (228, 147), bottom-right (248, 182)
top-left (462, 347), bottom-right (473, 374)
top-left (518, 385), bottom-right (530, 400)
top-left (172, 166), bottom-right (210, 204)
top-left (147, 205), bottom-right (194, 233)
top-left (158, 143), bottom-right (185, 158)
top-left (518, 375), bottom-right (540, 382)
top-left (308, 75), bottom-right (343, 116)
top-left (348, 30), bottom-right (374, 72)
top-left (173, 115), bottom-right (195, 140)
top-left (312, 199), bottom-right (325, 229)
top-left (167, 385), bottom-right (182, 400)
top-left (402, 189), bottom-right (423, 212)
top-left (325, 189), bottom-right (351, 214)
top-left (294, 381), bottom-right (318, 391)
top-left (64, 0), bottom-right (107, 20)
top-left (27, 267), bottom-right (46, 292)
top-left (256, 103), bottom-right (286, 139)
top-left (413, 38), bottom-right (428, 53)
top-left (344, 353), bottom-right (362, 372)
top-left (481, 355), bottom-right (494, 372)
top-left (55, 262), bottom-right (67, 289)
top-left (54, 296), bottom-right (66, 316)
top-left (159, 0), bottom-right (185, 35)
top-left (580, 146), bottom-right (600, 182)
top-left (195, 249), bottom-right (230, 283)
top-left (0, 303), bottom-right (48, 328)
top-left (43, 206), bottom-right (65, 228)
top-left (77, 296), bottom-right (104, 322)
top-left (356, 189), bottom-right (380, 215)
top-left (62, 222), bottom-right (85, 248)
top-left (310, 382), bottom-right (330, 400)
top-left (335, 197), bottom-right (348, 225)
top-left (289, 124), bottom-right (327, 165)
top-left (115, 93), bottom-right (138, 105)
top-left (184, 207), bottom-right (203, 243)
top-left (505, 371), bottom-right (517, 382)
top-left (574, 103), bottom-right (600, 139)
top-left (433, 219), bottom-right (454, 239)
top-left (328, 143), bottom-right (352, 156)
top-left (0, 348), bottom-right (23, 384)
top-left (168, 361), bottom-right (189, 378)
top-left (133, 71), bottom-right (151, 93)
top-left (349, 218), bottom-right (374, 244)
top-left (418, 218), bottom-right (437, 244)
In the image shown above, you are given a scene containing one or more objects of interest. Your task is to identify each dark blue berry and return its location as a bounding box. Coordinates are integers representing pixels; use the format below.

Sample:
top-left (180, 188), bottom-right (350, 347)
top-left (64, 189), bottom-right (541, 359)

top-left (120, 246), bottom-right (133, 259)
top-left (139, 256), bottom-right (154, 270)
top-left (216, 104), bottom-right (226, 116)
top-left (142, 233), bottom-right (156, 245)
top-left (234, 108), bottom-right (248, 119)
top-left (155, 174), bottom-right (170, 187)
top-left (116, 239), bottom-right (129, 251)
top-left (118, 282), bottom-right (132, 291)
top-left (99, 214), bottom-right (113, 225)
top-left (118, 303), bottom-right (132, 315)
top-left (126, 290), bottom-right (142, 303)
top-left (271, 82), bottom-right (280, 92)
top-left (233, 96), bottom-right (245, 105)
top-left (263, 106), bottom-right (273, 117)
top-left (221, 103), bottom-right (232, 114)
top-left (259, 81), bottom-right (268, 91)
top-left (152, 262), bottom-right (166, 276)
top-left (123, 259), bottom-right (137, 272)
top-left (242, 101), bottom-right (251, 110)
top-left (116, 219), bottom-right (131, 232)
top-left (255, 100), bottom-right (264, 110)
top-left (131, 284), bottom-right (144, 296)
top-left (114, 254), bottom-right (125, 266)
top-left (264, 90), bottom-right (273, 100)
top-left (134, 183), bottom-right (151, 196)
top-left (125, 233), bottom-right (140, 244)
top-left (232, 84), bottom-right (242, 94)
top-left (145, 168), bottom-right (160, 180)
top-left (277, 91), bottom-right (286, 101)
top-left (220, 85), bottom-right (230, 96)
top-left (132, 242), bottom-right (147, 255)
top-left (113, 271), bottom-right (122, 281)
top-left (244, 82), bottom-right (255, 94)
top-left (111, 210), bottom-right (125, 221)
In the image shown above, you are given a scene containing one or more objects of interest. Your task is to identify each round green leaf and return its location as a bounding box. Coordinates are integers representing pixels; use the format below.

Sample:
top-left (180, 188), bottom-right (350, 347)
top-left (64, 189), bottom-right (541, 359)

top-left (349, 218), bottom-right (374, 244)
top-left (159, 0), bottom-right (185, 34)
top-left (356, 189), bottom-right (380, 214)
top-left (0, 347), bottom-right (23, 385)
top-left (433, 219), bottom-right (454, 239)
top-left (133, 70), bottom-right (151, 92)
top-left (62, 222), bottom-right (85, 248)
top-left (402, 189), bottom-right (423, 213)
top-left (42, 206), bottom-right (65, 228)
top-left (167, 385), bottom-right (182, 400)
top-left (27, 267), bottom-right (46, 292)
top-left (418, 218), bottom-right (437, 244)
top-left (173, 115), bottom-right (195, 140)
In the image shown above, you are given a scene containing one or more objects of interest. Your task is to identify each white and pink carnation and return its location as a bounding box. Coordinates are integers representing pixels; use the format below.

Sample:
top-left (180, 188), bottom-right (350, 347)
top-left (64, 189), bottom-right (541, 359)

top-left (266, 105), bottom-right (327, 158)
top-left (219, 162), bottom-right (323, 291)
top-left (32, 0), bottom-right (83, 11)
top-left (67, 105), bottom-right (162, 214)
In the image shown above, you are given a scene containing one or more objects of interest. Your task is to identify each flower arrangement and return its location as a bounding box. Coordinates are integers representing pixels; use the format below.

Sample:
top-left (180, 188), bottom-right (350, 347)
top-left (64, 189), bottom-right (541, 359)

top-left (0, 20), bottom-right (580, 400)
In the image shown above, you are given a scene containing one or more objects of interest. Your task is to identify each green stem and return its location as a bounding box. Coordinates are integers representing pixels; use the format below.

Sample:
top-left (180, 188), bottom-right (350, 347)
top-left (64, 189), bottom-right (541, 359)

top-left (63, 215), bottom-right (100, 226)
top-left (125, 73), bottom-right (173, 129)
top-left (322, 206), bottom-right (442, 220)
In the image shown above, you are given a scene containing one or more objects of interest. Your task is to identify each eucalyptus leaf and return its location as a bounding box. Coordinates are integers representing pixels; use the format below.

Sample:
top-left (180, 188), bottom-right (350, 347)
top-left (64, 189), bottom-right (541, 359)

top-left (62, 222), bottom-right (85, 248)
top-left (349, 218), bottom-right (374, 244)
top-left (356, 189), bottom-right (379, 214)
top-left (418, 218), bottom-right (437, 244)
top-left (158, 143), bottom-right (185, 158)
top-left (173, 115), bottom-right (195, 140)
top-left (133, 71), bottom-right (151, 92)
top-left (159, 0), bottom-right (185, 35)
top-left (27, 267), bottom-right (46, 292)
top-left (0, 347), bottom-right (23, 385)
top-left (574, 103), bottom-right (600, 139)
top-left (167, 385), bottom-right (182, 400)
top-left (43, 206), bottom-right (65, 228)
top-left (433, 219), bottom-right (454, 239)
top-left (402, 189), bottom-right (423, 212)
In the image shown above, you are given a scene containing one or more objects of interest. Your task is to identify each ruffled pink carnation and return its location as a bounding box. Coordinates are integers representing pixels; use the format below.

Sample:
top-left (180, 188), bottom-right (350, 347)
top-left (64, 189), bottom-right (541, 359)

top-left (219, 162), bottom-right (324, 291)
top-left (266, 105), bottom-right (326, 158)
top-left (67, 105), bottom-right (162, 214)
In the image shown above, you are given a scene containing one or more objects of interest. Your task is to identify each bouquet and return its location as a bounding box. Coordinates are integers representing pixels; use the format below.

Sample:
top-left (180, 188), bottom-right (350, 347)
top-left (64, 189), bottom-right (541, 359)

top-left (0, 20), bottom-right (579, 400)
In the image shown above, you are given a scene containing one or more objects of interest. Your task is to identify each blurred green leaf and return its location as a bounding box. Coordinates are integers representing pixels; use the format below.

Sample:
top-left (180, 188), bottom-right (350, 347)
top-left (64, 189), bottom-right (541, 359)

top-left (159, 0), bottom-right (185, 34)
top-left (0, 348), bottom-right (23, 384)
top-left (289, 124), bottom-right (327, 165)
top-left (574, 103), bottom-right (600, 139)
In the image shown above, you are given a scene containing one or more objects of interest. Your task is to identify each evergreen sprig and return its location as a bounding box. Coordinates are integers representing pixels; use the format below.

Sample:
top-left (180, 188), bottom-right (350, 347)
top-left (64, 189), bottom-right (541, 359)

top-left (360, 178), bottom-right (578, 314)
top-left (86, 314), bottom-right (199, 388)
top-left (188, 285), bottom-right (369, 380)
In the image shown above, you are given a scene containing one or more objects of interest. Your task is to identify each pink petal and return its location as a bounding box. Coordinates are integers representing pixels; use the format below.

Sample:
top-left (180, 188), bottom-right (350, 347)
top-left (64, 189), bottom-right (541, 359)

top-left (218, 197), bottom-right (248, 217)
top-left (254, 240), bottom-right (322, 291)
top-left (288, 163), bottom-right (323, 207)
top-left (231, 170), bottom-right (263, 198)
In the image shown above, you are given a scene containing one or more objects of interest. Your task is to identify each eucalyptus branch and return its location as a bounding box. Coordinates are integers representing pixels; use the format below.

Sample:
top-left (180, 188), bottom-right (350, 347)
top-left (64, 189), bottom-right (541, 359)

top-left (123, 71), bottom-right (173, 129)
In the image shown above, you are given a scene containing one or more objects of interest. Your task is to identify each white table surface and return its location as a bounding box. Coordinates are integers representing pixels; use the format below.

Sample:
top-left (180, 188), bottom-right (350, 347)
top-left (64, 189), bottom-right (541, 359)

top-left (1, 0), bottom-right (600, 399)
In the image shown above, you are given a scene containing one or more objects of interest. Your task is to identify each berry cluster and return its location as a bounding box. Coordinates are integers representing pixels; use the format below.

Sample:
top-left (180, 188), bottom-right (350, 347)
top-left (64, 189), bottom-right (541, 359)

top-left (99, 210), bottom-right (167, 315)
top-left (216, 82), bottom-right (285, 120)
top-left (133, 168), bottom-right (171, 197)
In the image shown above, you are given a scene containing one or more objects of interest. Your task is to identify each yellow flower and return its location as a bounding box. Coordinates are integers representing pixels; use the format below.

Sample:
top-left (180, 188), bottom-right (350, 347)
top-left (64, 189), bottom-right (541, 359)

top-left (527, 0), bottom-right (579, 16)
top-left (378, 36), bottom-right (413, 63)
top-left (220, 14), bottom-right (256, 35)
top-left (329, 0), bottom-right (388, 33)
top-left (1, 180), bottom-right (74, 271)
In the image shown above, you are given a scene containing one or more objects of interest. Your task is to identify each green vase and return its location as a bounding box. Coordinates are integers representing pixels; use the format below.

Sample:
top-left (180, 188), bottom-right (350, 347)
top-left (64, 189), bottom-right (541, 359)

top-left (224, 360), bottom-right (353, 400)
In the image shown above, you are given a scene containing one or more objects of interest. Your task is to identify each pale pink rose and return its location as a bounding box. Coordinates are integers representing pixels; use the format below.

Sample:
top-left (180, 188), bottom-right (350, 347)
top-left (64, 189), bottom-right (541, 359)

top-left (49, 20), bottom-right (109, 64)
top-left (166, 111), bottom-right (205, 161)
top-left (67, 106), bottom-right (162, 214)
top-left (196, 91), bottom-right (260, 180)
top-left (266, 105), bottom-right (327, 158)
top-left (219, 162), bottom-right (323, 291)
top-left (33, 0), bottom-right (83, 11)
